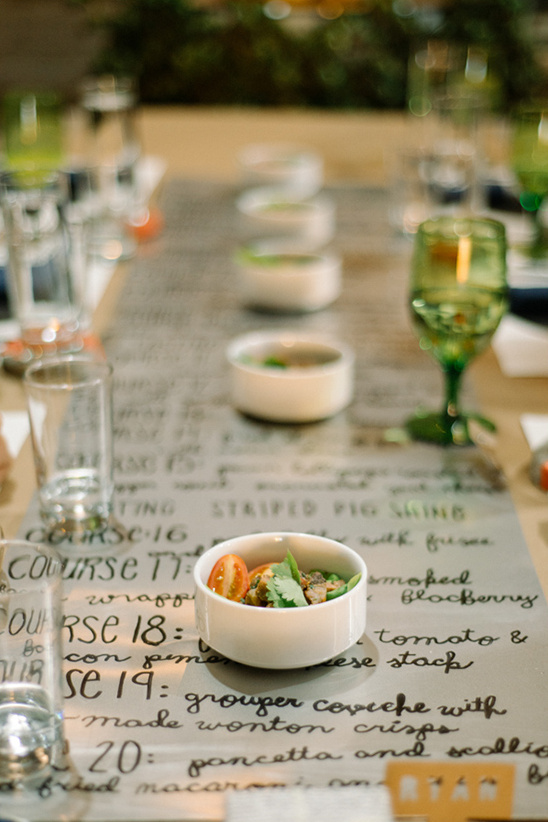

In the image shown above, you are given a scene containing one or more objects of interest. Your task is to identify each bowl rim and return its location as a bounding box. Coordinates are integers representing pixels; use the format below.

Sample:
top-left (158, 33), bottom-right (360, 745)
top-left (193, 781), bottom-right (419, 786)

top-left (236, 188), bottom-right (333, 216)
top-left (238, 142), bottom-right (322, 166)
top-left (226, 330), bottom-right (354, 376)
top-left (235, 247), bottom-right (341, 270)
top-left (194, 530), bottom-right (367, 614)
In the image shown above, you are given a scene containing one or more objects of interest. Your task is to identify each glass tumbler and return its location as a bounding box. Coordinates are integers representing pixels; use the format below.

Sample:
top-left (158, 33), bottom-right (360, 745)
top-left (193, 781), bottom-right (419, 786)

top-left (80, 75), bottom-right (140, 261)
top-left (24, 356), bottom-right (115, 537)
top-left (0, 539), bottom-right (66, 787)
top-left (0, 170), bottom-right (85, 357)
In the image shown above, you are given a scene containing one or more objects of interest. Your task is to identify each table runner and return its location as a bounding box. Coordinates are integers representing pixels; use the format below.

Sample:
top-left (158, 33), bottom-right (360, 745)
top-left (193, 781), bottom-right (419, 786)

top-left (14, 179), bottom-right (548, 820)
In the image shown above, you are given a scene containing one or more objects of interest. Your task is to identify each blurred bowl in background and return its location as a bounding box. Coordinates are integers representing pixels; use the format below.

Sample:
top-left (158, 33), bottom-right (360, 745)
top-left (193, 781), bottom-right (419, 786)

top-left (236, 188), bottom-right (335, 250)
top-left (226, 330), bottom-right (354, 423)
top-left (238, 143), bottom-right (323, 198)
top-left (235, 243), bottom-right (342, 313)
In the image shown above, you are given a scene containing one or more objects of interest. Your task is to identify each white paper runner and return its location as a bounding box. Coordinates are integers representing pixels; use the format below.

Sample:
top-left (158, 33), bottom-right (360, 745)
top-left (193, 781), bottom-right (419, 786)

top-left (7, 181), bottom-right (548, 822)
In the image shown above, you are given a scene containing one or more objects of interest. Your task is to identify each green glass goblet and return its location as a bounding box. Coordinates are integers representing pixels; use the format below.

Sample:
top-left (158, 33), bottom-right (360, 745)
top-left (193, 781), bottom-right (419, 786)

top-left (407, 216), bottom-right (508, 446)
top-left (511, 107), bottom-right (548, 257)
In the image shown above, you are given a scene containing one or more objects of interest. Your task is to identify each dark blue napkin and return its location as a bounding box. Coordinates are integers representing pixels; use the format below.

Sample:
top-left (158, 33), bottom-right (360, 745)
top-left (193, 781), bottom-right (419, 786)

top-left (0, 265), bottom-right (9, 320)
top-left (509, 286), bottom-right (548, 326)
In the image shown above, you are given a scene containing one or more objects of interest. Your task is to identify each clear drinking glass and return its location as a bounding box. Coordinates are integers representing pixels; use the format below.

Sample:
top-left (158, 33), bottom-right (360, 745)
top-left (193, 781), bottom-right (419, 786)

top-left (407, 216), bottom-right (508, 445)
top-left (0, 170), bottom-right (85, 360)
top-left (80, 75), bottom-right (140, 261)
top-left (0, 539), bottom-right (66, 787)
top-left (24, 356), bottom-right (115, 537)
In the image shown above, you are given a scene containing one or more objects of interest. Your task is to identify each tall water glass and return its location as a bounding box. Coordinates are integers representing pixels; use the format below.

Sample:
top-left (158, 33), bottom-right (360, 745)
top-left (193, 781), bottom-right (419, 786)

top-left (0, 170), bottom-right (84, 357)
top-left (80, 75), bottom-right (140, 261)
top-left (0, 539), bottom-right (66, 787)
top-left (24, 357), bottom-right (114, 536)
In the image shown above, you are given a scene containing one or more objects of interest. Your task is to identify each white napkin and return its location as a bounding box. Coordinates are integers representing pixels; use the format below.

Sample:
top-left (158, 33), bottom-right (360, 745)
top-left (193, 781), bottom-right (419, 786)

top-left (0, 319), bottom-right (19, 344)
top-left (226, 786), bottom-right (394, 822)
top-left (521, 413), bottom-right (548, 451)
top-left (1, 411), bottom-right (30, 458)
top-left (135, 154), bottom-right (167, 203)
top-left (492, 315), bottom-right (548, 377)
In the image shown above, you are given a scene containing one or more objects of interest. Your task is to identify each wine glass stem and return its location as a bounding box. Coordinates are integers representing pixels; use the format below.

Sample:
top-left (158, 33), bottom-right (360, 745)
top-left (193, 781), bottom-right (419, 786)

top-left (532, 202), bottom-right (545, 252)
top-left (442, 364), bottom-right (463, 425)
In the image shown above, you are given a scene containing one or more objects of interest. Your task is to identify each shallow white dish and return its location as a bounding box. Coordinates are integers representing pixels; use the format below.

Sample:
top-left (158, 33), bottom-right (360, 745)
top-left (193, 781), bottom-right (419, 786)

top-left (235, 245), bottom-right (342, 313)
top-left (236, 188), bottom-right (335, 249)
top-left (238, 143), bottom-right (323, 198)
top-left (194, 531), bottom-right (367, 669)
top-left (226, 330), bottom-right (354, 423)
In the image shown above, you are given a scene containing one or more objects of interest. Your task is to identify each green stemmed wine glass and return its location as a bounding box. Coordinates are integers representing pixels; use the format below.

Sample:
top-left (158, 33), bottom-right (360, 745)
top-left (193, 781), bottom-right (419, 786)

top-left (511, 107), bottom-right (548, 257)
top-left (407, 216), bottom-right (508, 446)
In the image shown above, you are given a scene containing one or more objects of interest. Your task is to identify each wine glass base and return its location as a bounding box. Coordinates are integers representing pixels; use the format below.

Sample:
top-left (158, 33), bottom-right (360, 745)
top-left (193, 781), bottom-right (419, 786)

top-left (406, 410), bottom-right (496, 446)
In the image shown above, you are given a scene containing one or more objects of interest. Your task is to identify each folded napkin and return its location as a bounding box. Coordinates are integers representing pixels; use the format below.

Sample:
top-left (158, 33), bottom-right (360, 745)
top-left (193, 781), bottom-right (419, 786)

top-left (492, 314), bottom-right (548, 377)
top-left (226, 786), bottom-right (394, 822)
top-left (0, 318), bottom-right (20, 344)
top-left (521, 413), bottom-right (548, 452)
top-left (1, 411), bottom-right (29, 459)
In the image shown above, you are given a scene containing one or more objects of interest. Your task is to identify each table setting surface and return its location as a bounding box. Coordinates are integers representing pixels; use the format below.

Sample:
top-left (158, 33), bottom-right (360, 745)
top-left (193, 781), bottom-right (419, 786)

top-left (1, 108), bottom-right (548, 821)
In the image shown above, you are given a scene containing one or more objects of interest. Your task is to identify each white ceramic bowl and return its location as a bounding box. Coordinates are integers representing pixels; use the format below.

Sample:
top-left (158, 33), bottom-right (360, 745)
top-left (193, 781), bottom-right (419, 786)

top-left (194, 531), bottom-right (367, 669)
top-left (226, 330), bottom-right (354, 423)
top-left (236, 188), bottom-right (335, 249)
top-left (235, 245), bottom-right (342, 313)
top-left (238, 143), bottom-right (323, 198)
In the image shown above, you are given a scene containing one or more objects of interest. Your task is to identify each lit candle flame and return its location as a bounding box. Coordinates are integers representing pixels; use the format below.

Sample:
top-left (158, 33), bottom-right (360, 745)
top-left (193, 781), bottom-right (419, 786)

top-left (456, 236), bottom-right (472, 284)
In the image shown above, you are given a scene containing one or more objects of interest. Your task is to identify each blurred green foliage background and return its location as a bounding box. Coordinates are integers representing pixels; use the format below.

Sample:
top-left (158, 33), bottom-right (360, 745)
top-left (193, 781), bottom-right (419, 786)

top-left (71, 0), bottom-right (545, 109)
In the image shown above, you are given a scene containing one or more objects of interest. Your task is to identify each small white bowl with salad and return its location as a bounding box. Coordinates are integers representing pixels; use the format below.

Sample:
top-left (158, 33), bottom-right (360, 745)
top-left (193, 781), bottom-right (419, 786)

top-left (234, 243), bottom-right (342, 313)
top-left (238, 143), bottom-right (323, 198)
top-left (226, 330), bottom-right (354, 423)
top-left (236, 187), bottom-right (336, 249)
top-left (194, 531), bottom-right (367, 669)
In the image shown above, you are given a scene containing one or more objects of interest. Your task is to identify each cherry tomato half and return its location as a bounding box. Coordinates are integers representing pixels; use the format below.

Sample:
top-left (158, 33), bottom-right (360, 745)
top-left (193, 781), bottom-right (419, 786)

top-left (207, 554), bottom-right (250, 601)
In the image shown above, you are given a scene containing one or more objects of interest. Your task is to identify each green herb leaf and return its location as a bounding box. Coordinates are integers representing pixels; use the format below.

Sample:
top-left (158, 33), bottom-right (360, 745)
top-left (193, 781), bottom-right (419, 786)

top-left (270, 557), bottom-right (292, 579)
top-left (262, 356), bottom-right (287, 368)
top-left (266, 575), bottom-right (308, 608)
top-left (270, 555), bottom-right (293, 577)
top-left (286, 550), bottom-right (301, 584)
top-left (270, 551), bottom-right (301, 583)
